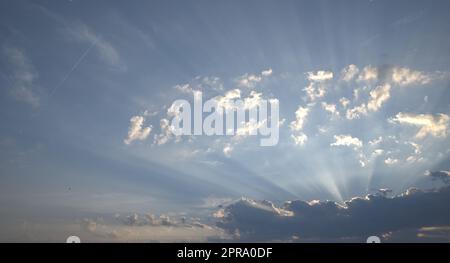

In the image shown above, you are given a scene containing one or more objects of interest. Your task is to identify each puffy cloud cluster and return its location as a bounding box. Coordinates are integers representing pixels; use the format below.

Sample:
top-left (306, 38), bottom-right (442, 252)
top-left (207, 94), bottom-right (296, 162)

top-left (216, 186), bottom-right (450, 241)
top-left (339, 65), bottom-right (446, 120)
top-left (147, 84), bottom-right (279, 155)
top-left (124, 64), bottom-right (449, 165)
top-left (345, 83), bottom-right (391, 120)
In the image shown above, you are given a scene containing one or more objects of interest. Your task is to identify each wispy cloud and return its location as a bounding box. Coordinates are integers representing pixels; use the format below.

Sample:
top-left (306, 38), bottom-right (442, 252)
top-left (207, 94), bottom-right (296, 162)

top-left (2, 46), bottom-right (40, 107)
top-left (390, 113), bottom-right (449, 139)
top-left (70, 23), bottom-right (124, 69)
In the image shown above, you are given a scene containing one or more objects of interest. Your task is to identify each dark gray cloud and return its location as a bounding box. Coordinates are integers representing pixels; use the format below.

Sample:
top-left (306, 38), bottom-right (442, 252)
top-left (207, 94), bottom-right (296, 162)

top-left (216, 186), bottom-right (450, 241)
top-left (426, 170), bottom-right (450, 184)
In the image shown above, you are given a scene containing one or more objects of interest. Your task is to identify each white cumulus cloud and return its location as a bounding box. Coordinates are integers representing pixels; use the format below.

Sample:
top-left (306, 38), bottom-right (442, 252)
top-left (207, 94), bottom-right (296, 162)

top-left (331, 134), bottom-right (363, 149)
top-left (306, 70), bottom-right (333, 82)
top-left (391, 67), bottom-right (432, 86)
top-left (357, 65), bottom-right (378, 82)
top-left (124, 116), bottom-right (152, 145)
top-left (290, 106), bottom-right (309, 131)
top-left (367, 84), bottom-right (391, 112)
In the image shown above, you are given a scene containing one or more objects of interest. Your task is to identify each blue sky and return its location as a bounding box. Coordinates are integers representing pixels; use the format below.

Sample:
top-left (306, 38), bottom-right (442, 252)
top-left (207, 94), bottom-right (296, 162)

top-left (1, 0), bottom-right (450, 242)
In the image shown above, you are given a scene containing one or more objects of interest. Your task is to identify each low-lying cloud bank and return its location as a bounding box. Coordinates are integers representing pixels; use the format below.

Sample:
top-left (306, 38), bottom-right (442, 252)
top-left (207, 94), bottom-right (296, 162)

top-left (216, 185), bottom-right (450, 241)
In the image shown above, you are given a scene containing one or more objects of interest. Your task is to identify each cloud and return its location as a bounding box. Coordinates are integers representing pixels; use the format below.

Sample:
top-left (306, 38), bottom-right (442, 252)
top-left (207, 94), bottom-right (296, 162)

top-left (425, 170), bottom-right (450, 184)
top-left (345, 83), bottom-right (391, 119)
top-left (174, 83), bottom-right (193, 94)
top-left (346, 104), bottom-right (367, 120)
top-left (406, 141), bottom-right (422, 158)
top-left (391, 67), bottom-right (432, 86)
top-left (306, 71), bottom-right (333, 82)
top-left (143, 110), bottom-right (159, 117)
top-left (331, 134), bottom-right (363, 149)
top-left (116, 213), bottom-right (175, 227)
top-left (78, 212), bottom-right (226, 242)
top-left (2, 46), bottom-right (40, 107)
top-left (223, 144), bottom-right (233, 157)
top-left (304, 82), bottom-right (327, 101)
top-left (290, 106), bottom-right (310, 146)
top-left (390, 113), bottom-right (449, 139)
top-left (339, 97), bottom-right (350, 108)
top-left (36, 6), bottom-right (121, 68)
top-left (237, 69), bottom-right (272, 88)
top-left (71, 23), bottom-right (122, 68)
top-left (347, 84), bottom-right (392, 120)
top-left (303, 70), bottom-right (333, 102)
top-left (215, 89), bottom-right (241, 110)
top-left (384, 157), bottom-right (399, 166)
top-left (175, 76), bottom-right (225, 95)
top-left (291, 133), bottom-right (308, 146)
top-left (341, 64), bottom-right (359, 81)
top-left (321, 102), bottom-right (339, 116)
top-left (372, 149), bottom-right (384, 157)
top-left (243, 90), bottom-right (263, 110)
top-left (357, 65), bottom-right (378, 82)
top-left (261, 68), bottom-right (273, 77)
top-left (238, 74), bottom-right (261, 88)
top-left (367, 84), bottom-right (391, 112)
top-left (376, 188), bottom-right (393, 197)
top-left (352, 64), bottom-right (443, 87)
top-left (290, 106), bottom-right (309, 131)
top-left (341, 63), bottom-right (446, 120)
top-left (216, 186), bottom-right (450, 241)
top-left (368, 136), bottom-right (383, 146)
top-left (199, 76), bottom-right (224, 91)
top-left (154, 118), bottom-right (175, 145)
top-left (124, 116), bottom-right (152, 145)
top-left (152, 85), bottom-right (278, 154)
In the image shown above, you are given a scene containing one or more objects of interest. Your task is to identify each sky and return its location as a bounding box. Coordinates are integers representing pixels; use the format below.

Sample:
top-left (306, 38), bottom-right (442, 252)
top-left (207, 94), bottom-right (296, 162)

top-left (0, 0), bottom-right (450, 242)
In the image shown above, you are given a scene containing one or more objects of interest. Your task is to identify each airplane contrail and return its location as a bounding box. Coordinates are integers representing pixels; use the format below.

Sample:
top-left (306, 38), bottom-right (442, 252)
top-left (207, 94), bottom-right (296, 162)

top-left (49, 38), bottom-right (97, 98)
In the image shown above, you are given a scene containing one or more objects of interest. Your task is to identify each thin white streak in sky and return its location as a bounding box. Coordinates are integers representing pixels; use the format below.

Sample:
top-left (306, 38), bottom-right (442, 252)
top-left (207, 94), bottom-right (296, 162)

top-left (49, 38), bottom-right (98, 98)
